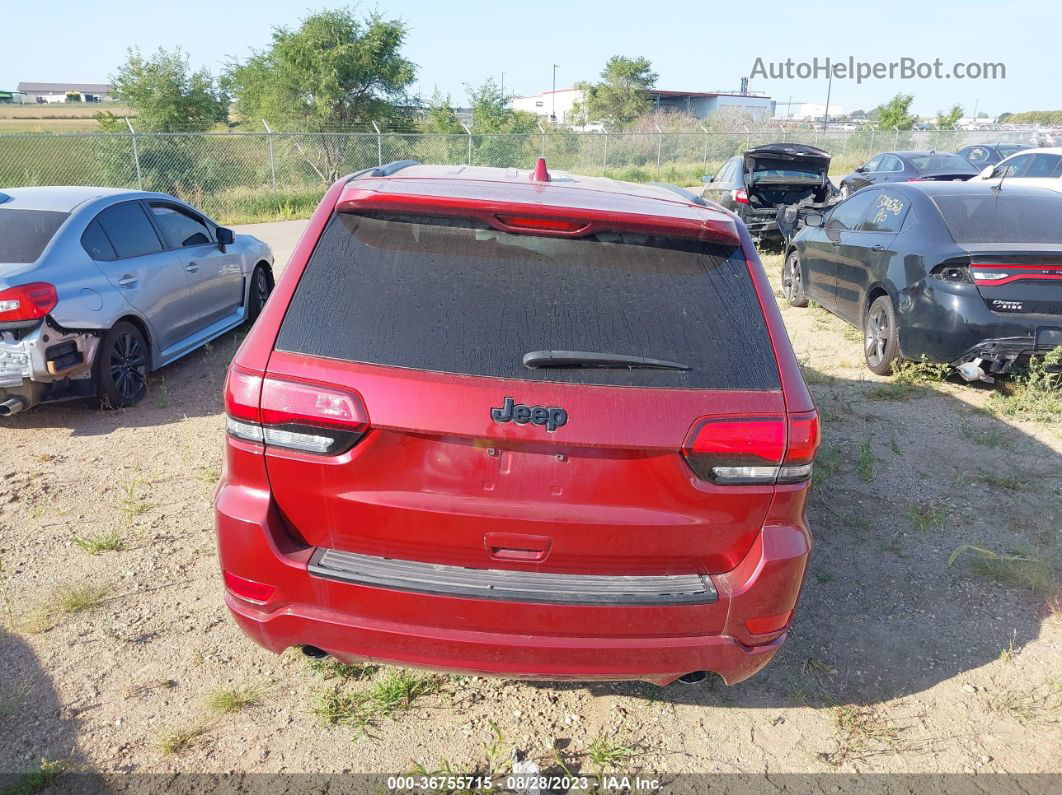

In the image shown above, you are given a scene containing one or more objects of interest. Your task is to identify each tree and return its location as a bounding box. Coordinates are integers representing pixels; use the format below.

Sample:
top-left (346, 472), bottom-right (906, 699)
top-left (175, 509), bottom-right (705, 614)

top-left (465, 78), bottom-right (537, 133)
top-left (876, 93), bottom-right (917, 131)
top-left (572, 56), bottom-right (658, 126)
top-left (935, 103), bottom-right (963, 130)
top-left (421, 90), bottom-right (464, 135)
top-left (105, 47), bottom-right (226, 132)
top-left (225, 8), bottom-right (416, 133)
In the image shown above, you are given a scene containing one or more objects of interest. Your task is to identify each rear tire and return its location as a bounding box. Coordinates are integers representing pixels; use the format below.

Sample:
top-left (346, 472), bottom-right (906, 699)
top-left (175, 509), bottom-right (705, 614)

top-left (782, 251), bottom-right (809, 307)
top-left (864, 295), bottom-right (901, 375)
top-left (246, 265), bottom-right (273, 325)
top-left (95, 321), bottom-right (149, 409)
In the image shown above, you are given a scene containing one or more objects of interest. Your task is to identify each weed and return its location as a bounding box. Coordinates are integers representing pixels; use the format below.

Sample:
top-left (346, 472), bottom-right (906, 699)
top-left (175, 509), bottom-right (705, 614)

top-left (307, 657), bottom-right (378, 681)
top-left (206, 686), bottom-right (259, 714)
top-left (908, 502), bottom-right (948, 533)
top-left (117, 475), bottom-right (153, 522)
top-left (841, 324), bottom-right (863, 344)
top-left (888, 435), bottom-right (902, 456)
top-left (823, 705), bottom-right (902, 765)
top-left (998, 632), bottom-right (1020, 664)
top-left (3, 758), bottom-right (66, 795)
top-left (856, 440), bottom-right (874, 482)
top-left (73, 530), bottom-right (125, 555)
top-left (983, 681), bottom-right (1061, 725)
top-left (814, 569), bottom-right (834, 584)
top-left (369, 669), bottom-right (440, 714)
top-left (158, 726), bottom-right (204, 754)
top-left (194, 465), bottom-right (221, 486)
top-left (948, 545), bottom-right (1059, 596)
top-left (980, 472), bottom-right (1025, 492)
top-left (959, 419), bottom-right (1008, 449)
top-left (985, 346), bottom-right (1062, 424)
top-left (865, 381), bottom-right (919, 401)
top-left (893, 356), bottom-right (951, 385)
top-left (313, 669), bottom-right (439, 730)
top-left (0, 678), bottom-right (32, 719)
top-left (23, 583), bottom-right (109, 633)
top-left (587, 732), bottom-right (635, 773)
top-left (812, 445), bottom-right (843, 489)
top-left (313, 686), bottom-right (368, 728)
top-left (154, 376), bottom-right (171, 409)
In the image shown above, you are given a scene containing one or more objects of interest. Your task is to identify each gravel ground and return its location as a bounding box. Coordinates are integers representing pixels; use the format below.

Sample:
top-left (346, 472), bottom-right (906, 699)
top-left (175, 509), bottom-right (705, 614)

top-left (0, 228), bottom-right (1059, 787)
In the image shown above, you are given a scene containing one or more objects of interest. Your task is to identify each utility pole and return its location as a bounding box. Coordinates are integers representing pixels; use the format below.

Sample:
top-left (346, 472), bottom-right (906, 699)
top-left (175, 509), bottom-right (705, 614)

top-left (501, 72), bottom-right (506, 98)
top-left (822, 75), bottom-right (832, 132)
top-left (551, 64), bottom-right (559, 122)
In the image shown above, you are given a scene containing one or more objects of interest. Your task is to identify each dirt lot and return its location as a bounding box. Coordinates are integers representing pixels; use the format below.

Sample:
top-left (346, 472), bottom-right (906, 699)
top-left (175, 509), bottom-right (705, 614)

top-left (0, 227), bottom-right (1059, 788)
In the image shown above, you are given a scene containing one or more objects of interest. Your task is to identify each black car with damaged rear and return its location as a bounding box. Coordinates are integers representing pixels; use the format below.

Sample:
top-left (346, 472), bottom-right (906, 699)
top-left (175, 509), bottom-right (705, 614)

top-left (701, 144), bottom-right (838, 247)
top-left (782, 181), bottom-right (1062, 380)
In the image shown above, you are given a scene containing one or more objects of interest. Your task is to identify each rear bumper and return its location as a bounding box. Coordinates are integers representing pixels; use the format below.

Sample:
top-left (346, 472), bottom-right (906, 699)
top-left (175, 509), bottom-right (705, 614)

top-left (214, 483), bottom-right (811, 686)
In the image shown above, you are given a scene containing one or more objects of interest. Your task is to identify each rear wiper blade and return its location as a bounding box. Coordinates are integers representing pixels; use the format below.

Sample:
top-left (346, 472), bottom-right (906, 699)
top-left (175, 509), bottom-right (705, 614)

top-left (522, 350), bottom-right (691, 371)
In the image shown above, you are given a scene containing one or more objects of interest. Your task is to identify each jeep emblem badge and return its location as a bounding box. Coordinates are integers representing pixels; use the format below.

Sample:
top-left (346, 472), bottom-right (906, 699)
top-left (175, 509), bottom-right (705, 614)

top-left (490, 397), bottom-right (567, 432)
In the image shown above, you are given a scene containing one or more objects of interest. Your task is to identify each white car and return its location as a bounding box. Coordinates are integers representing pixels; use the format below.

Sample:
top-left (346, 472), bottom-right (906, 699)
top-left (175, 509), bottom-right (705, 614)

top-left (970, 146), bottom-right (1062, 191)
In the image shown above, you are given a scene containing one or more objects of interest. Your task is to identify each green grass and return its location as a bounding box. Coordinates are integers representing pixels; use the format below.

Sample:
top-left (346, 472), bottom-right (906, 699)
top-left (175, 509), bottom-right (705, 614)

top-left (116, 476), bottom-right (153, 522)
top-left (980, 473), bottom-right (1026, 492)
top-left (23, 583), bottom-right (109, 634)
top-left (865, 381), bottom-right (919, 401)
top-left (855, 440), bottom-right (874, 482)
top-left (959, 419), bottom-right (1008, 449)
top-left (307, 657), bottom-right (378, 681)
top-left (949, 545), bottom-right (1059, 596)
top-left (985, 347), bottom-right (1062, 424)
top-left (812, 445), bottom-right (843, 489)
top-left (158, 726), bottom-right (204, 755)
top-left (73, 530), bottom-right (125, 555)
top-left (312, 668), bottom-right (440, 730)
top-left (2, 759), bottom-right (66, 795)
top-left (893, 357), bottom-right (951, 385)
top-left (206, 686), bottom-right (259, 715)
top-left (908, 502), bottom-right (948, 533)
top-left (587, 732), bottom-right (635, 772)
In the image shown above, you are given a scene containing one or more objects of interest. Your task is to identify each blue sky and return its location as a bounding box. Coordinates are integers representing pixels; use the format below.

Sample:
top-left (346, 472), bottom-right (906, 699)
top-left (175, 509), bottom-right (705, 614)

top-left (2, 0), bottom-right (1054, 117)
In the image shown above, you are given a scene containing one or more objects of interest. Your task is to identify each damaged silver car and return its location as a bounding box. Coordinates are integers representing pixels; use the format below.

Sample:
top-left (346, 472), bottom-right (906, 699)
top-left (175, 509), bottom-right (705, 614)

top-left (0, 187), bottom-right (273, 416)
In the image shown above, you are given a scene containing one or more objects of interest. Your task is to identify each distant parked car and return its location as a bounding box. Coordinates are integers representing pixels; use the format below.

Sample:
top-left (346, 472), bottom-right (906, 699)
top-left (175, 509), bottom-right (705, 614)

top-left (838, 151), bottom-right (978, 197)
top-left (0, 187), bottom-right (274, 416)
top-left (701, 143), bottom-right (838, 246)
top-left (956, 143), bottom-right (1032, 169)
top-left (782, 182), bottom-right (1062, 380)
top-left (969, 147), bottom-right (1062, 192)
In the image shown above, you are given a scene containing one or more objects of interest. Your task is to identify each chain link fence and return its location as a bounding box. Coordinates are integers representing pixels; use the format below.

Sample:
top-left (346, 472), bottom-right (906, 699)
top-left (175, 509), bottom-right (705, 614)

top-left (0, 127), bottom-right (1035, 224)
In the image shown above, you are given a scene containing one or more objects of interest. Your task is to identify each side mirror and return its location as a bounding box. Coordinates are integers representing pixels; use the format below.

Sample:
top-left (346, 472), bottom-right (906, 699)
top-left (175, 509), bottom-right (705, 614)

top-left (977, 165), bottom-right (993, 180)
top-left (701, 175), bottom-right (713, 183)
top-left (216, 227), bottom-right (235, 251)
top-left (854, 166), bottom-right (866, 173)
top-left (803, 212), bottom-right (824, 228)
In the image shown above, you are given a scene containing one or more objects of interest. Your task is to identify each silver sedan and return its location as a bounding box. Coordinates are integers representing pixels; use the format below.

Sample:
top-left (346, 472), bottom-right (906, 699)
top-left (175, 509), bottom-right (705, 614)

top-left (0, 186), bottom-right (274, 415)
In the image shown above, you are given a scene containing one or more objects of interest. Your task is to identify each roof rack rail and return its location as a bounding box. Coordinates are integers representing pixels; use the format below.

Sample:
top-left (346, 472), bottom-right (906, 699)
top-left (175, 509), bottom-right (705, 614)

top-left (650, 182), bottom-right (708, 206)
top-left (370, 160), bottom-right (421, 177)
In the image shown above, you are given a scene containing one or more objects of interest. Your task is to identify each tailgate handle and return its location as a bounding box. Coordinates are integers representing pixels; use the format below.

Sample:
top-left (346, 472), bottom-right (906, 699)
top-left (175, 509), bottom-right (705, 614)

top-left (484, 532), bottom-right (552, 562)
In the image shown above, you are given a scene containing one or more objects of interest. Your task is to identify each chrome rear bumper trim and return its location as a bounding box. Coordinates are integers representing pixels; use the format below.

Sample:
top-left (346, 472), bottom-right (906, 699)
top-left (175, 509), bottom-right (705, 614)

top-left (307, 547), bottom-right (717, 606)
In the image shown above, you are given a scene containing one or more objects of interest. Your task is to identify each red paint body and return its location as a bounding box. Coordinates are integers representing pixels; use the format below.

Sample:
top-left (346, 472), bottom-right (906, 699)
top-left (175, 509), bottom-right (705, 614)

top-left (214, 166), bottom-right (817, 685)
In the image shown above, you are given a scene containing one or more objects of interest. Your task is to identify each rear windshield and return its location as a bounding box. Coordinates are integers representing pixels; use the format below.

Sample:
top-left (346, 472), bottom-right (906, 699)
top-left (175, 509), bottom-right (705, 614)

top-left (276, 213), bottom-right (780, 390)
top-left (0, 208), bottom-right (69, 263)
top-left (750, 158), bottom-right (826, 182)
top-left (909, 154), bottom-right (973, 172)
top-left (932, 193), bottom-right (1062, 244)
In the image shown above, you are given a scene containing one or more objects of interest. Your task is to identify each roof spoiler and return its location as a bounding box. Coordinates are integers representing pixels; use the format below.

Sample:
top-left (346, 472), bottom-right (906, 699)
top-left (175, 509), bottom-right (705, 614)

top-left (369, 160), bottom-right (420, 177)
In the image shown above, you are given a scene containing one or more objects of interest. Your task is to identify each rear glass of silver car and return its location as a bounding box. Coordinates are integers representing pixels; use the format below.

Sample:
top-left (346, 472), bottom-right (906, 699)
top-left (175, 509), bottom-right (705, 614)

top-left (933, 193), bottom-right (1062, 244)
top-left (0, 209), bottom-right (69, 263)
top-left (276, 213), bottom-right (780, 390)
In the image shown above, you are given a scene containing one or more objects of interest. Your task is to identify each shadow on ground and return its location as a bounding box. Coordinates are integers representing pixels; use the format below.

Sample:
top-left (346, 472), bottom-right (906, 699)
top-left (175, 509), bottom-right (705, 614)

top-left (0, 626), bottom-right (84, 785)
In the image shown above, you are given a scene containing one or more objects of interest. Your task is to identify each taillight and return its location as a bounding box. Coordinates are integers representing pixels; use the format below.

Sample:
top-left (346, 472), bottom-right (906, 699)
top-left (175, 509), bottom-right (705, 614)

top-left (0, 282), bottom-right (57, 323)
top-left (930, 263), bottom-right (973, 284)
top-left (682, 411), bottom-right (819, 485)
top-left (224, 366), bottom-right (368, 455)
top-left (731, 188), bottom-right (750, 204)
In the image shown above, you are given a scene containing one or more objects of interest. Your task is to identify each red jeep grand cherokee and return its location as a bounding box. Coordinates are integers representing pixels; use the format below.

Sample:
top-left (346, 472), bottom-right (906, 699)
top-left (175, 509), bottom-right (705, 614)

top-left (215, 160), bottom-right (818, 686)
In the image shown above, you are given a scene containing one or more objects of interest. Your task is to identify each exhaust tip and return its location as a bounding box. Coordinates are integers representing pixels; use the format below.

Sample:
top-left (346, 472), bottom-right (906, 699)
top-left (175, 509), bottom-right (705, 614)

top-left (300, 644), bottom-right (329, 659)
top-left (677, 671), bottom-right (708, 685)
top-left (956, 361), bottom-right (994, 384)
top-left (0, 397), bottom-right (26, 417)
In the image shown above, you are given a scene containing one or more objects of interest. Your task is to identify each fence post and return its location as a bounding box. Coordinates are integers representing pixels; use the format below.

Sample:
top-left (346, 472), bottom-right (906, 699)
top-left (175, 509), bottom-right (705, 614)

top-left (601, 126), bottom-right (609, 171)
top-left (125, 118), bottom-right (143, 191)
top-left (700, 124), bottom-right (710, 168)
top-left (743, 125), bottom-right (751, 151)
top-left (461, 123), bottom-right (472, 166)
top-left (537, 123), bottom-right (547, 159)
top-left (262, 119), bottom-right (278, 193)
top-left (371, 121), bottom-right (383, 167)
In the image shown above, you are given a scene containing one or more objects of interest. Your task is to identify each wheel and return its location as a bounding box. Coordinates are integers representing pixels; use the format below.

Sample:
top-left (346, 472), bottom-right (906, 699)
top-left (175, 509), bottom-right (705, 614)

top-left (782, 251), bottom-right (809, 307)
top-left (95, 321), bottom-right (149, 408)
top-left (246, 265), bottom-right (273, 324)
top-left (864, 295), bottom-right (901, 375)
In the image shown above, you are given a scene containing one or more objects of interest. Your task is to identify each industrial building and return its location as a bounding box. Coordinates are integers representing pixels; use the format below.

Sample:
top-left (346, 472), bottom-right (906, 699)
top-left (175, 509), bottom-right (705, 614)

top-left (512, 87), bottom-right (774, 125)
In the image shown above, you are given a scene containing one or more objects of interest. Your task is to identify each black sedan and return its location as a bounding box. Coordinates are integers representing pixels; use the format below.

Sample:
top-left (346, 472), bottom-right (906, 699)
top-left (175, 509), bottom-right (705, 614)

top-left (956, 143), bottom-right (1032, 170)
top-left (782, 182), bottom-right (1062, 379)
top-left (839, 151), bottom-right (978, 197)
